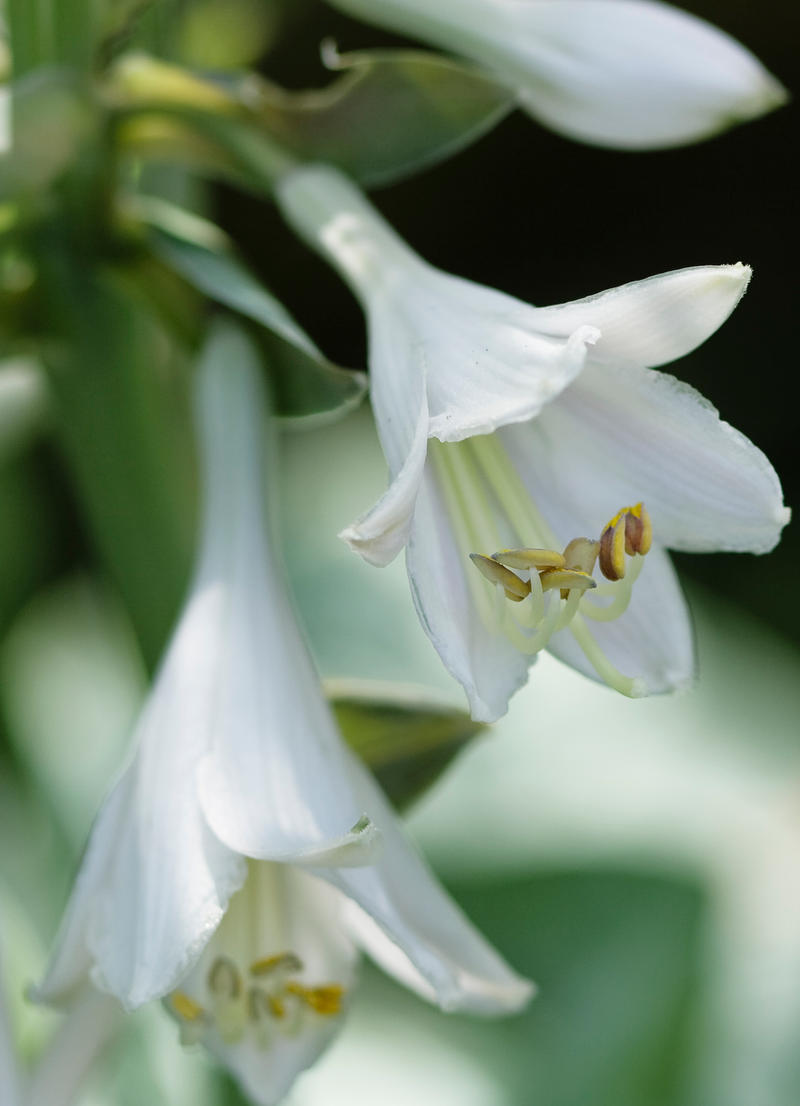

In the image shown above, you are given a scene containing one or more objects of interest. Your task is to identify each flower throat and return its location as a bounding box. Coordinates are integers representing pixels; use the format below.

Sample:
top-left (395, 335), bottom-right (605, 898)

top-left (430, 434), bottom-right (652, 697)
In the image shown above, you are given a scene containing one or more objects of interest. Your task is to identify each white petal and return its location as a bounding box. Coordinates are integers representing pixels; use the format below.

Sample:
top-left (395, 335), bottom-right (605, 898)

top-left (188, 328), bottom-right (379, 862)
top-left (411, 272), bottom-right (598, 442)
top-left (169, 862), bottom-right (357, 1106)
top-left (502, 359), bottom-right (789, 554)
top-left (38, 586), bottom-right (248, 1009)
top-left (326, 0), bottom-right (785, 148)
top-left (510, 0), bottom-right (787, 148)
top-left (532, 264), bottom-right (751, 371)
top-left (548, 545), bottom-right (695, 694)
top-left (316, 751), bottom-right (534, 1015)
top-left (338, 338), bottom-right (430, 567)
top-left (407, 463), bottom-right (531, 723)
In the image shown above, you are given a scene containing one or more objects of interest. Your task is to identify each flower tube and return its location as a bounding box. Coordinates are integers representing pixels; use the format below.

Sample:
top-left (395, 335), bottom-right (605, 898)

top-left (275, 164), bottom-right (789, 722)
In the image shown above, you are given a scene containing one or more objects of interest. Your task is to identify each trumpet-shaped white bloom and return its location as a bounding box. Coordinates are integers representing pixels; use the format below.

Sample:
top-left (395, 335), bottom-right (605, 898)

top-left (327, 0), bottom-right (786, 148)
top-left (275, 164), bottom-right (789, 722)
top-left (36, 324), bottom-right (531, 1102)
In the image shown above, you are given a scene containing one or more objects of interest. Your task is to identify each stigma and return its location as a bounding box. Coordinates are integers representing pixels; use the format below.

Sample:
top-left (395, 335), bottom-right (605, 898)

top-left (167, 948), bottom-right (345, 1051)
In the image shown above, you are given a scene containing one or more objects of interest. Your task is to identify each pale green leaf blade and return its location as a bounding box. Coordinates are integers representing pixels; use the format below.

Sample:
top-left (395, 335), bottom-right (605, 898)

top-left (139, 198), bottom-right (366, 422)
top-left (327, 678), bottom-right (485, 810)
top-left (252, 47), bottom-right (514, 186)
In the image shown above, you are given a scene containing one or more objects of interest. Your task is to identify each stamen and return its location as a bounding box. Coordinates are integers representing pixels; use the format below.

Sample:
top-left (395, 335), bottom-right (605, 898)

top-left (562, 537), bottom-right (600, 575)
top-left (250, 952), bottom-right (304, 976)
top-left (570, 613), bottom-right (647, 698)
top-left (624, 502), bottom-right (652, 556)
top-left (492, 548), bottom-right (565, 571)
top-left (171, 991), bottom-right (205, 1022)
top-left (539, 568), bottom-right (596, 593)
top-left (599, 515), bottom-right (627, 581)
top-left (469, 553), bottom-right (531, 600)
top-left (209, 956), bottom-right (242, 998)
top-left (287, 982), bottom-right (344, 1017)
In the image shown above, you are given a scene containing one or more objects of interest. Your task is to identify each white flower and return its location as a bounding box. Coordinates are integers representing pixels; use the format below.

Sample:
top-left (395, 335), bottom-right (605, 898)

top-left (35, 323), bottom-right (532, 1103)
top-left (275, 164), bottom-right (789, 722)
top-left (326, 0), bottom-right (787, 148)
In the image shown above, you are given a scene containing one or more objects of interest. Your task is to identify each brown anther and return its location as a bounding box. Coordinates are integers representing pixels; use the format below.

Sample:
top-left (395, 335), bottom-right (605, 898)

top-left (599, 516), bottom-right (627, 581)
top-left (492, 548), bottom-right (566, 571)
top-left (540, 568), bottom-right (597, 594)
top-left (209, 956), bottom-right (242, 999)
top-left (250, 952), bottom-right (304, 977)
top-left (624, 502), bottom-right (652, 556)
top-left (470, 553), bottom-right (531, 600)
top-left (562, 537), bottom-right (600, 576)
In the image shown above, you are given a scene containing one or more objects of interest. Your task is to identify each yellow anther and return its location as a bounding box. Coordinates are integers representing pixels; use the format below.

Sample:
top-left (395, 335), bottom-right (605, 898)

top-left (492, 548), bottom-right (566, 571)
top-left (250, 952), bottom-right (303, 977)
top-left (171, 991), bottom-right (205, 1022)
top-left (287, 983), bottom-right (345, 1017)
top-left (540, 568), bottom-right (597, 593)
top-left (562, 537), bottom-right (600, 575)
top-left (268, 995), bottom-right (286, 1020)
top-left (470, 553), bottom-right (531, 600)
top-left (599, 515), bottom-right (627, 581)
top-left (209, 956), bottom-right (242, 998)
top-left (624, 502), bottom-right (652, 556)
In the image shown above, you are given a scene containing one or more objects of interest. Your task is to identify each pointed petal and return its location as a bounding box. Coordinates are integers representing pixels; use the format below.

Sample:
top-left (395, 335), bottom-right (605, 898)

top-left (316, 751), bottom-right (534, 1015)
top-left (502, 359), bottom-right (789, 554)
top-left (407, 463), bottom-right (531, 723)
top-left (338, 338), bottom-right (430, 567)
top-left (168, 863), bottom-right (357, 1106)
top-left (548, 545), bottom-right (695, 694)
top-left (533, 264), bottom-right (751, 371)
top-left (37, 586), bottom-right (248, 1010)
top-left (418, 272), bottom-right (598, 442)
top-left (509, 0), bottom-right (787, 148)
top-left (191, 325), bottom-right (379, 861)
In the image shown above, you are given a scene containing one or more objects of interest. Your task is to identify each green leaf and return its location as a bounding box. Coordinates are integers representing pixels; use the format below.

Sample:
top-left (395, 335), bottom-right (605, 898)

top-left (328, 678), bottom-right (485, 810)
top-left (0, 69), bottom-right (96, 201)
top-left (137, 196), bottom-right (366, 422)
top-left (250, 46), bottom-right (514, 186)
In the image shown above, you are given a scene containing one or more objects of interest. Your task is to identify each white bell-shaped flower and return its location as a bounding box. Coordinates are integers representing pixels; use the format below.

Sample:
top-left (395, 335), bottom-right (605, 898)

top-left (275, 165), bottom-right (789, 722)
top-left (36, 323), bottom-right (531, 1102)
top-left (328, 0), bottom-right (786, 148)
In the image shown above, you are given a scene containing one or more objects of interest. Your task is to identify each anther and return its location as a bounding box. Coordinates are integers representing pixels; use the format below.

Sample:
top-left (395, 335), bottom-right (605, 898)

top-left (287, 982), bottom-right (344, 1016)
top-left (599, 515), bottom-right (627, 581)
top-left (539, 568), bottom-right (597, 593)
top-left (562, 537), bottom-right (600, 576)
top-left (209, 956), bottom-right (242, 999)
top-left (492, 548), bottom-right (566, 571)
top-left (470, 553), bottom-right (531, 600)
top-left (624, 502), bottom-right (652, 556)
top-left (171, 991), bottom-right (205, 1022)
top-left (250, 952), bottom-right (304, 977)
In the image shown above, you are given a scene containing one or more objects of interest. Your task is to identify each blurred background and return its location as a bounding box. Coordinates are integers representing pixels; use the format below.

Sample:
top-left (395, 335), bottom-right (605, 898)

top-left (1, 1), bottom-right (799, 1104)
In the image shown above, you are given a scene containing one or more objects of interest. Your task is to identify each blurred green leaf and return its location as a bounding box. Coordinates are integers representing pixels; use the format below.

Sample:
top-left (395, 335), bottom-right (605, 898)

top-left (138, 197), bottom-right (366, 422)
top-left (0, 69), bottom-right (96, 201)
top-left (37, 248), bottom-right (193, 668)
top-left (0, 358), bottom-right (48, 462)
top-left (328, 678), bottom-right (484, 809)
top-left (250, 46), bottom-right (514, 186)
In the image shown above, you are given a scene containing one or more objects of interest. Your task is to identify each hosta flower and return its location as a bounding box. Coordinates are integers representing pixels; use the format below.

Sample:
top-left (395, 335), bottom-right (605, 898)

top-left (327, 0), bottom-right (786, 148)
top-left (36, 324), bottom-right (531, 1104)
top-left (275, 164), bottom-right (789, 723)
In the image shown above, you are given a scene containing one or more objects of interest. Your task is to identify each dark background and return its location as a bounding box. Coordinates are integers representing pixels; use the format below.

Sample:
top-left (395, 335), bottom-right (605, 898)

top-left (219, 0), bottom-right (799, 646)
